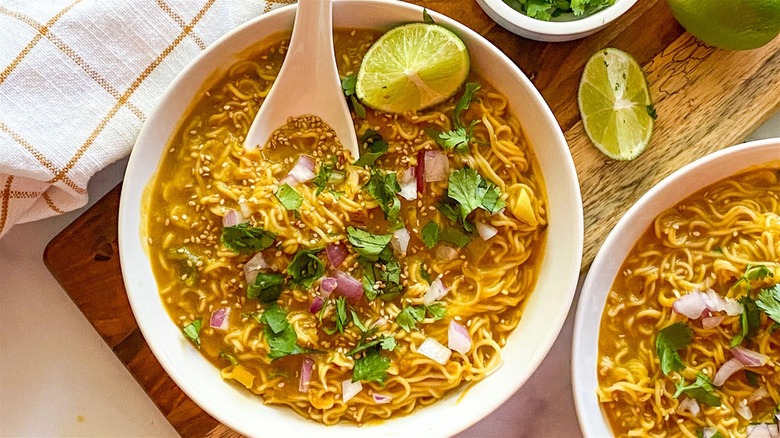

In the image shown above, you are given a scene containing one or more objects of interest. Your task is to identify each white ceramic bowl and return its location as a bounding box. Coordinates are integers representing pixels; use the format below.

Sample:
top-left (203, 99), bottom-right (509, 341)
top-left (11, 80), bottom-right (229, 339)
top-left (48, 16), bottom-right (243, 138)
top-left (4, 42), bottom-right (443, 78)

top-left (477, 0), bottom-right (638, 42)
top-left (572, 138), bottom-right (780, 437)
top-left (119, 1), bottom-right (583, 436)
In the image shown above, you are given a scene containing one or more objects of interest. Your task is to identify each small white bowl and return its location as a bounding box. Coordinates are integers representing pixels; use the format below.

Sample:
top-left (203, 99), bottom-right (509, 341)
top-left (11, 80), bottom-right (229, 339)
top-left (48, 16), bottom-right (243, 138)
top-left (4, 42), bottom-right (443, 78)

top-left (119, 1), bottom-right (583, 436)
top-left (571, 138), bottom-right (780, 437)
top-left (477, 0), bottom-right (638, 42)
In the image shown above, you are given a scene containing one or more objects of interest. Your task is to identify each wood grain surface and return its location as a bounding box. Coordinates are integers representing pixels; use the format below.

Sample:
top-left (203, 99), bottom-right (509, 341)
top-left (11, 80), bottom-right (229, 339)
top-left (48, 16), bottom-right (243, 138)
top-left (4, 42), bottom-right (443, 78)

top-left (43, 0), bottom-right (780, 436)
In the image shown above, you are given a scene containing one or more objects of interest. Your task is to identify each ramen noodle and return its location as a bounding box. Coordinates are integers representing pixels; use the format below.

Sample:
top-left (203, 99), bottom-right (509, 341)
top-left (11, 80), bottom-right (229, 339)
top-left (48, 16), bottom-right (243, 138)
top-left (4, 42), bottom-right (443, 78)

top-left (144, 28), bottom-right (547, 424)
top-left (597, 166), bottom-right (780, 437)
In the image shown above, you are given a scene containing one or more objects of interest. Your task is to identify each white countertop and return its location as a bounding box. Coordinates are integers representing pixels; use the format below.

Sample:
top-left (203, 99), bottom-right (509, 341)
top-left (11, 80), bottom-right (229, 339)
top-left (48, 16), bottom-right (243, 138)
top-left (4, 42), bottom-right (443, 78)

top-left (2, 114), bottom-right (778, 438)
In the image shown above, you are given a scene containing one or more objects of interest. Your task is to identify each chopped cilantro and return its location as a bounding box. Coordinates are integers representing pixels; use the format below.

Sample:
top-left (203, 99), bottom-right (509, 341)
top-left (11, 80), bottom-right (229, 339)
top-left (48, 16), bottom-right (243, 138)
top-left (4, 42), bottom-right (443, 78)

top-left (453, 82), bottom-right (481, 129)
top-left (673, 373), bottom-right (721, 407)
top-left (426, 303), bottom-right (447, 320)
top-left (731, 295), bottom-right (761, 346)
top-left (247, 272), bottom-right (286, 303)
top-left (437, 193), bottom-right (475, 233)
top-left (745, 370), bottom-right (760, 387)
top-left (351, 309), bottom-right (369, 332)
top-left (655, 322), bottom-right (693, 375)
top-left (335, 296), bottom-right (350, 333)
top-left (182, 318), bottom-right (202, 347)
top-left (346, 334), bottom-right (397, 357)
top-left (359, 246), bottom-right (403, 301)
top-left (419, 263), bottom-right (432, 284)
top-left (259, 303), bottom-right (288, 334)
top-left (346, 227), bottom-right (393, 261)
top-left (219, 351), bottom-right (238, 365)
top-left (447, 167), bottom-right (506, 219)
top-left (168, 247), bottom-right (200, 287)
top-left (341, 74), bottom-right (366, 118)
top-left (503, 0), bottom-right (614, 21)
top-left (757, 284), bottom-right (780, 324)
top-left (421, 221), bottom-right (440, 249)
top-left (395, 304), bottom-right (445, 332)
top-left (311, 157), bottom-right (344, 196)
top-left (257, 304), bottom-right (311, 359)
top-left (354, 130), bottom-right (388, 167)
top-left (221, 223), bottom-right (276, 253)
top-left (287, 249), bottom-right (324, 289)
top-left (364, 168), bottom-right (401, 222)
top-left (275, 183), bottom-right (303, 210)
top-left (733, 264), bottom-right (774, 291)
top-left (352, 348), bottom-right (391, 384)
top-left (439, 227), bottom-right (471, 248)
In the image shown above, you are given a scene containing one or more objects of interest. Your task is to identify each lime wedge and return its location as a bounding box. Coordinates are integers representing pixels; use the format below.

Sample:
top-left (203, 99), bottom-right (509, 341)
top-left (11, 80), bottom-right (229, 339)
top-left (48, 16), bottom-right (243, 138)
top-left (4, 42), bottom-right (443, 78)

top-left (578, 48), bottom-right (655, 160)
top-left (356, 23), bottom-right (469, 114)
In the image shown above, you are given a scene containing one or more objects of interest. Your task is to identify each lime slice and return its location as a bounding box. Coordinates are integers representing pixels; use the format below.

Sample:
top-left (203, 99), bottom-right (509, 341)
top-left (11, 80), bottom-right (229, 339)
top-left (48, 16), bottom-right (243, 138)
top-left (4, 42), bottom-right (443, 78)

top-left (578, 48), bottom-right (655, 160)
top-left (356, 23), bottom-right (470, 114)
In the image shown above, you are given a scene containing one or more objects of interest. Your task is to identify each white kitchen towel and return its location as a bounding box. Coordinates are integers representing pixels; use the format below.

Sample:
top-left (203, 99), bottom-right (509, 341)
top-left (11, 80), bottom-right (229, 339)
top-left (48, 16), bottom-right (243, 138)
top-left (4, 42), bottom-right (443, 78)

top-left (0, 0), bottom-right (294, 238)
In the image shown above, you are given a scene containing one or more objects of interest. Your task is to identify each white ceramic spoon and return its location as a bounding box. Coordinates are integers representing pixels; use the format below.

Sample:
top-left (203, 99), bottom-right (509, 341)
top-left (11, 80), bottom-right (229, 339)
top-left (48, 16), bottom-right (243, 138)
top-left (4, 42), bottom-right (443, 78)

top-left (243, 0), bottom-right (359, 159)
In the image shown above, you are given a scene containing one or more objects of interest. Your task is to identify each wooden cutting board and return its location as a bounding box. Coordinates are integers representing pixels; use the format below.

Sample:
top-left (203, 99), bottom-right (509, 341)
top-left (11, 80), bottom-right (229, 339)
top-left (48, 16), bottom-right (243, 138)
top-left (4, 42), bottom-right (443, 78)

top-left (43, 0), bottom-right (780, 436)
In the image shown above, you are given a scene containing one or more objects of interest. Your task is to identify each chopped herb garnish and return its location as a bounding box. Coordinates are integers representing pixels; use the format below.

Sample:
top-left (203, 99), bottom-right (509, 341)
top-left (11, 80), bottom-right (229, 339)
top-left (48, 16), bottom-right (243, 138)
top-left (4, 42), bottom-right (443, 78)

top-left (351, 309), bottom-right (369, 332)
top-left (733, 264), bottom-right (774, 291)
top-left (419, 263), bottom-right (432, 284)
top-left (673, 373), bottom-right (721, 407)
top-left (346, 226), bottom-right (393, 261)
top-left (168, 247), bottom-right (200, 287)
top-left (731, 295), bottom-right (761, 346)
top-left (247, 272), bottom-right (285, 302)
top-left (453, 82), bottom-right (481, 129)
top-left (448, 167), bottom-right (506, 218)
top-left (359, 246), bottom-right (402, 301)
top-left (341, 74), bottom-right (366, 118)
top-left (275, 183), bottom-right (303, 210)
top-left (346, 334), bottom-right (397, 357)
top-left (352, 348), bottom-right (391, 384)
top-left (183, 318), bottom-right (202, 347)
top-left (311, 157), bottom-right (344, 196)
top-left (335, 296), bottom-right (350, 333)
top-left (421, 221), bottom-right (440, 249)
top-left (257, 304), bottom-right (312, 359)
top-left (219, 351), bottom-right (238, 365)
top-left (421, 220), bottom-right (470, 248)
top-left (221, 223), bottom-right (276, 253)
top-left (364, 168), bottom-right (401, 222)
top-left (353, 129), bottom-right (388, 167)
top-left (426, 303), bottom-right (447, 320)
top-left (287, 249), bottom-right (325, 289)
top-left (757, 284), bottom-right (780, 324)
top-left (745, 370), bottom-right (760, 387)
top-left (259, 303), bottom-right (288, 333)
top-left (395, 304), bottom-right (445, 332)
top-left (655, 322), bottom-right (693, 375)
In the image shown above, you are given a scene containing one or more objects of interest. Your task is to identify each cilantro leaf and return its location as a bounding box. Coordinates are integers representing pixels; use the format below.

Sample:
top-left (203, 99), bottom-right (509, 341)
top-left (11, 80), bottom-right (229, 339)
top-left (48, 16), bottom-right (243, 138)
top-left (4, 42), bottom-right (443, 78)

top-left (396, 306), bottom-right (426, 332)
top-left (219, 351), bottom-right (238, 365)
top-left (673, 373), bottom-right (721, 407)
top-left (311, 157), bottom-right (345, 196)
top-left (351, 309), bottom-right (369, 332)
top-left (438, 227), bottom-right (471, 248)
top-left (275, 183), bottom-right (303, 210)
top-left (426, 303), bottom-right (447, 320)
top-left (380, 336), bottom-right (397, 351)
top-left (447, 167), bottom-right (506, 218)
top-left (346, 334), bottom-right (397, 357)
top-left (364, 169), bottom-right (401, 222)
top-left (247, 272), bottom-right (285, 302)
top-left (265, 324), bottom-right (305, 359)
top-left (453, 82), bottom-right (481, 129)
top-left (359, 246), bottom-right (402, 301)
top-left (733, 264), bottom-right (774, 291)
top-left (354, 130), bottom-right (388, 167)
top-left (757, 284), bottom-right (780, 324)
top-left (336, 296), bottom-right (350, 333)
top-left (287, 249), bottom-right (324, 289)
top-left (421, 221), bottom-right (439, 249)
top-left (221, 223), bottom-right (276, 253)
top-left (352, 348), bottom-right (391, 384)
top-left (259, 303), bottom-right (290, 334)
top-left (731, 295), bottom-right (761, 346)
top-left (347, 226), bottom-right (393, 261)
top-left (182, 318), bottom-right (202, 347)
top-left (341, 74), bottom-right (366, 118)
top-left (524, 0), bottom-right (554, 20)
top-left (655, 322), bottom-right (693, 375)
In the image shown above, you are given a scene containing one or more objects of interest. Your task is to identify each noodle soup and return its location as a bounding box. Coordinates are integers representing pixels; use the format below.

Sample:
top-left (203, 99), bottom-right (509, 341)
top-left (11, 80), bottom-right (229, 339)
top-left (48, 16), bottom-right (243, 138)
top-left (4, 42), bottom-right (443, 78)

top-left (596, 166), bottom-right (780, 437)
top-left (144, 28), bottom-right (547, 425)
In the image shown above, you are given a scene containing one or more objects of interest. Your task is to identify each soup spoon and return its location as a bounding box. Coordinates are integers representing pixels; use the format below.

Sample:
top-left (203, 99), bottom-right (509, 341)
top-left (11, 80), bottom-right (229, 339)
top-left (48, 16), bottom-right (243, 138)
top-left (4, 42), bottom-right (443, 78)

top-left (243, 0), bottom-right (360, 159)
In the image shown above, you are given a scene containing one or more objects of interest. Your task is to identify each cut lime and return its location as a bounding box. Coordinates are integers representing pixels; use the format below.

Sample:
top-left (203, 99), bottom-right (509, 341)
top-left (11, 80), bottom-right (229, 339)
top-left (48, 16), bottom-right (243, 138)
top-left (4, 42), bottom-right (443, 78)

top-left (356, 23), bottom-right (470, 114)
top-left (578, 48), bottom-right (655, 160)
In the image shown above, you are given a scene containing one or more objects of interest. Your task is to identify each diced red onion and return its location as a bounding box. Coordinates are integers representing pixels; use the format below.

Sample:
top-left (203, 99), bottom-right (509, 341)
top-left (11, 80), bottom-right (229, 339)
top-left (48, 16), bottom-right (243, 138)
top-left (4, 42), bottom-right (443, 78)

top-left (334, 270), bottom-right (364, 304)
top-left (416, 150), bottom-right (425, 194)
top-left (725, 298), bottom-right (744, 315)
top-left (222, 209), bottom-right (244, 227)
top-left (238, 200), bottom-right (252, 218)
top-left (747, 424), bottom-right (780, 438)
top-left (435, 245), bottom-right (458, 261)
top-left (737, 399), bottom-right (754, 420)
top-left (423, 278), bottom-right (448, 305)
top-left (209, 307), bottom-right (231, 331)
top-left (448, 320), bottom-right (472, 354)
top-left (391, 228), bottom-right (410, 254)
top-left (748, 386), bottom-right (770, 404)
top-left (713, 357), bottom-right (746, 386)
top-left (320, 276), bottom-right (337, 296)
top-left (342, 379), bottom-right (362, 403)
top-left (399, 167), bottom-right (417, 201)
top-left (476, 221), bottom-right (498, 241)
top-left (704, 289), bottom-right (727, 312)
top-left (701, 314), bottom-right (726, 329)
top-left (299, 357), bottom-right (314, 392)
top-left (281, 155), bottom-right (316, 186)
top-left (325, 243), bottom-right (348, 269)
top-left (372, 393), bottom-right (392, 404)
top-left (731, 346), bottom-right (769, 367)
top-left (677, 397), bottom-right (700, 417)
top-left (424, 150), bottom-right (449, 182)
top-left (672, 291), bottom-right (709, 319)
top-left (372, 317), bottom-right (388, 328)
top-left (243, 252), bottom-right (270, 285)
top-left (702, 428), bottom-right (719, 438)
top-left (309, 296), bottom-right (324, 314)
top-left (417, 337), bottom-right (452, 365)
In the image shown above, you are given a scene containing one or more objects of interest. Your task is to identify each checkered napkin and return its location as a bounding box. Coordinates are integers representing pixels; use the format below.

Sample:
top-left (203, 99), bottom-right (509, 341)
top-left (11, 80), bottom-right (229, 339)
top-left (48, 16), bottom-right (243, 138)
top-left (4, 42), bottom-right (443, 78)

top-left (0, 0), bottom-right (294, 238)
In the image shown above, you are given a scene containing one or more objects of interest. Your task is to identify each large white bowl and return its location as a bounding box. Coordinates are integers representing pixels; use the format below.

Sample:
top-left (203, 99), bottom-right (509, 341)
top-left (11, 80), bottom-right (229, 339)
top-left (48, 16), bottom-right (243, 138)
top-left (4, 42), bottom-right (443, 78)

top-left (477, 0), bottom-right (638, 42)
top-left (572, 138), bottom-right (780, 437)
top-left (119, 1), bottom-right (583, 436)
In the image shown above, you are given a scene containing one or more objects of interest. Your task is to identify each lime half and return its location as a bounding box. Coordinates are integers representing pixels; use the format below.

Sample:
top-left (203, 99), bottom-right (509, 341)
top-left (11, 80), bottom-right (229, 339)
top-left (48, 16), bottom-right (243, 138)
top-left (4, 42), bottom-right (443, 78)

top-left (578, 48), bottom-right (655, 160)
top-left (356, 23), bottom-right (470, 114)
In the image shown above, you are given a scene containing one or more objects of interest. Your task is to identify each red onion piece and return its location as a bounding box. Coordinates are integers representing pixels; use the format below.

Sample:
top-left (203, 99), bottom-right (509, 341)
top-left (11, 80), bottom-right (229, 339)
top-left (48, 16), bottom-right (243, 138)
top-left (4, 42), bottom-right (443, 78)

top-left (435, 245), bottom-right (458, 261)
top-left (342, 379), bottom-right (362, 403)
top-left (476, 221), bottom-right (498, 241)
top-left (372, 317), bottom-right (388, 328)
top-left (677, 397), bottom-right (700, 417)
top-left (423, 278), bottom-right (448, 305)
top-left (391, 228), bottom-right (410, 254)
top-left (701, 314), bottom-right (726, 329)
top-left (448, 320), bottom-right (471, 354)
top-left (704, 289), bottom-right (727, 312)
top-left (281, 155), bottom-right (316, 186)
top-left (209, 307), bottom-right (231, 331)
top-left (222, 209), bottom-right (245, 227)
top-left (399, 167), bottom-right (417, 201)
top-left (713, 357), bottom-right (746, 386)
top-left (672, 292), bottom-right (709, 319)
top-left (746, 424), bottom-right (780, 438)
top-left (325, 243), bottom-right (348, 269)
top-left (424, 150), bottom-right (449, 182)
top-left (372, 393), bottom-right (392, 404)
top-left (333, 270), bottom-right (363, 304)
top-left (299, 357), bottom-right (314, 392)
top-left (748, 386), bottom-right (770, 404)
top-left (725, 298), bottom-right (744, 316)
top-left (737, 400), bottom-right (754, 420)
top-left (731, 346), bottom-right (769, 367)
top-left (309, 296), bottom-right (324, 314)
top-left (320, 276), bottom-right (337, 296)
top-left (243, 252), bottom-right (270, 285)
top-left (417, 337), bottom-right (451, 365)
top-left (416, 150), bottom-right (425, 194)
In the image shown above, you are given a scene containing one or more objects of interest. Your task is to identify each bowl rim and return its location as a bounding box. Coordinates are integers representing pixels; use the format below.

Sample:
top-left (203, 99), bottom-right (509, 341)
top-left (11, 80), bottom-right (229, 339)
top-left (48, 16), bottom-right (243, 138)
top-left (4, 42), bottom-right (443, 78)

top-left (571, 138), bottom-right (780, 437)
top-left (118, 1), bottom-right (583, 436)
top-left (477, 0), bottom-right (639, 36)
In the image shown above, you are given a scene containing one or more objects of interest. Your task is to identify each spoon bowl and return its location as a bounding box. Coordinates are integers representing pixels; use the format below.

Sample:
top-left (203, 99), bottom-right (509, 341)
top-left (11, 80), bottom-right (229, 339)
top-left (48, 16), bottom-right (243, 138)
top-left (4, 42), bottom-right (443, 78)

top-left (244, 0), bottom-right (359, 158)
